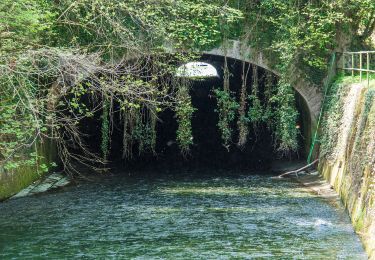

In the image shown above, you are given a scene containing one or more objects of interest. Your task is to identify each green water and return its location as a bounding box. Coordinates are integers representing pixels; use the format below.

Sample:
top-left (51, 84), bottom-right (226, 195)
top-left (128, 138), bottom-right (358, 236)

top-left (0, 171), bottom-right (366, 259)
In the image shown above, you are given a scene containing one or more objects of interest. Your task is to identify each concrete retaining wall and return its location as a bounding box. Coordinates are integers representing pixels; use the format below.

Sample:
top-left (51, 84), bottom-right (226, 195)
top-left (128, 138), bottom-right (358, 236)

top-left (319, 79), bottom-right (375, 258)
top-left (0, 139), bottom-right (57, 201)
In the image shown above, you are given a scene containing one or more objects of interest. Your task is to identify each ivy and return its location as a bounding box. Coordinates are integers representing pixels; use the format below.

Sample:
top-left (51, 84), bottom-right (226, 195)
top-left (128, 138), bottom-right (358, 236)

top-left (101, 99), bottom-right (110, 161)
top-left (237, 61), bottom-right (250, 147)
top-left (132, 109), bottom-right (157, 155)
top-left (214, 89), bottom-right (239, 149)
top-left (271, 81), bottom-right (299, 155)
top-left (247, 94), bottom-right (263, 126)
top-left (247, 66), bottom-right (263, 127)
top-left (0, 0), bottom-right (56, 56)
top-left (175, 81), bottom-right (196, 156)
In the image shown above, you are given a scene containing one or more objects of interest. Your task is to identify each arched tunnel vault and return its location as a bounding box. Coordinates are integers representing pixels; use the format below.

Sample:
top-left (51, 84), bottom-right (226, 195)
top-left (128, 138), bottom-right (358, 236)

top-left (193, 54), bottom-right (311, 158)
top-left (165, 39), bottom-right (321, 131)
top-left (204, 40), bottom-right (323, 156)
top-left (81, 54), bottom-right (311, 171)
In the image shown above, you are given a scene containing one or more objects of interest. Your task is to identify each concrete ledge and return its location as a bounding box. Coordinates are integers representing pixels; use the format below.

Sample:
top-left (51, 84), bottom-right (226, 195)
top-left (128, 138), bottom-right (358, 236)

top-left (11, 172), bottom-right (70, 199)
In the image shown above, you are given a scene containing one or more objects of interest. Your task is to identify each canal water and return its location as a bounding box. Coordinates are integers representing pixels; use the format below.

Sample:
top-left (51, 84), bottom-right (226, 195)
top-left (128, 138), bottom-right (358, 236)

top-left (0, 170), bottom-right (366, 259)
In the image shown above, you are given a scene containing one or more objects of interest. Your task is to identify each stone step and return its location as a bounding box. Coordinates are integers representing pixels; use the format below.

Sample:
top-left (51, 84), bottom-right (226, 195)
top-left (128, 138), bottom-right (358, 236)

top-left (11, 172), bottom-right (70, 199)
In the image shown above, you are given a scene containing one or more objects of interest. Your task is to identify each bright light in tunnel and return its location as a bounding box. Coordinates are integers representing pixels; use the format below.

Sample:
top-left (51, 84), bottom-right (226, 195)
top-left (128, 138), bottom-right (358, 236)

top-left (176, 62), bottom-right (219, 79)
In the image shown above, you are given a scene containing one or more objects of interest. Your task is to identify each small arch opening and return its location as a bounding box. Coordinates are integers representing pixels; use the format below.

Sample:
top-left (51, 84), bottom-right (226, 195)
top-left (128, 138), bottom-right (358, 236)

top-left (176, 62), bottom-right (219, 79)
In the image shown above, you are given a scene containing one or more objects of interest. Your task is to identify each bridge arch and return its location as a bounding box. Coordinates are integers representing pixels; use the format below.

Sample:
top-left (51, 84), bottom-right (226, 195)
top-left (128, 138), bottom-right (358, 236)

top-left (203, 40), bottom-right (323, 155)
top-left (203, 40), bottom-right (323, 128)
top-left (201, 40), bottom-right (323, 155)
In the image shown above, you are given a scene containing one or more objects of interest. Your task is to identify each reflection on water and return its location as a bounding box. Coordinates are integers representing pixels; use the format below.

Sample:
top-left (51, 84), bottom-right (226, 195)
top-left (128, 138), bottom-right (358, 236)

top-left (0, 171), bottom-right (366, 259)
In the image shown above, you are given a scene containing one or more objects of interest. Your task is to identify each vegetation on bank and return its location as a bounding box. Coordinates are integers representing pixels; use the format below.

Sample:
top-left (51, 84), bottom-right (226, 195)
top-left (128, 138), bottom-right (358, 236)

top-left (0, 0), bottom-right (374, 174)
top-left (320, 74), bottom-right (375, 169)
top-left (319, 75), bottom-right (375, 257)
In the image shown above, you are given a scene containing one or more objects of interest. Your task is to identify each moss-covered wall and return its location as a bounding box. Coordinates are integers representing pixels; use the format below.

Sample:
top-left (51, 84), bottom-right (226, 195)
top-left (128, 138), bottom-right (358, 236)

top-left (0, 139), bottom-right (57, 201)
top-left (295, 91), bottom-right (313, 157)
top-left (319, 77), bottom-right (375, 258)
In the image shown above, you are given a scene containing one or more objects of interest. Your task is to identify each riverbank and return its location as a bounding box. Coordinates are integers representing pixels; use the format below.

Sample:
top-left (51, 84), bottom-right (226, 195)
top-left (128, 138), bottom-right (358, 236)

top-left (283, 168), bottom-right (370, 258)
top-left (0, 139), bottom-right (57, 201)
top-left (318, 77), bottom-right (375, 259)
top-left (293, 172), bottom-right (339, 200)
top-left (10, 172), bottom-right (70, 199)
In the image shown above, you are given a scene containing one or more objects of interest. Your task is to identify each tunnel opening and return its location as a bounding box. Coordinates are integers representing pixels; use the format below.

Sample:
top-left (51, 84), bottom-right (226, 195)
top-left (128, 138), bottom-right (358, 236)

top-left (79, 55), bottom-right (308, 174)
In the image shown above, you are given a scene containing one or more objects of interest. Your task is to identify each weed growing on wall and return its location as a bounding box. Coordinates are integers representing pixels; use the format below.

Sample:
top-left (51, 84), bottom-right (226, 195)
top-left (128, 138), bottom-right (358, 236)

top-left (320, 77), bottom-right (351, 160)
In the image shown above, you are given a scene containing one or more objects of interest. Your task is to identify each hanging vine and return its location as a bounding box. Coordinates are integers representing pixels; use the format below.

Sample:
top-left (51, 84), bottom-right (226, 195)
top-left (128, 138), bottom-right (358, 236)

top-left (135, 108), bottom-right (158, 155)
top-left (121, 106), bottom-right (131, 160)
top-left (121, 105), bottom-right (158, 159)
top-left (262, 71), bottom-right (276, 128)
top-left (101, 98), bottom-right (111, 161)
top-left (215, 56), bottom-right (239, 150)
top-left (237, 60), bottom-right (251, 148)
top-left (247, 65), bottom-right (263, 128)
top-left (272, 80), bottom-right (299, 155)
top-left (175, 78), bottom-right (196, 157)
top-left (131, 107), bottom-right (146, 155)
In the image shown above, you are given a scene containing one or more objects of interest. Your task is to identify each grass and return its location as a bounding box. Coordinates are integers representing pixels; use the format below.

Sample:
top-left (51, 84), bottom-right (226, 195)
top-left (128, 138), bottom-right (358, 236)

top-left (338, 71), bottom-right (375, 85)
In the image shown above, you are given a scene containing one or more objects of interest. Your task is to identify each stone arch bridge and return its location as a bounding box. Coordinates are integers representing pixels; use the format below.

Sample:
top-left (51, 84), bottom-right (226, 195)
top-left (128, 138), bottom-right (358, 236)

top-left (203, 40), bottom-right (323, 128)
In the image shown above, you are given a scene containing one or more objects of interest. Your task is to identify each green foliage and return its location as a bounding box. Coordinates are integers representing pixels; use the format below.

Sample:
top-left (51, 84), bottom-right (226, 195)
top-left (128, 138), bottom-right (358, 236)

top-left (175, 83), bottom-right (196, 156)
top-left (163, 1), bottom-right (243, 49)
top-left (247, 68), bottom-right (264, 127)
top-left (271, 81), bottom-right (299, 154)
top-left (0, 0), bottom-right (56, 56)
top-left (67, 82), bottom-right (93, 117)
top-left (319, 77), bottom-right (350, 159)
top-left (262, 72), bottom-right (277, 128)
top-left (0, 104), bottom-right (36, 163)
top-left (0, 64), bottom-right (52, 170)
top-left (214, 89), bottom-right (239, 149)
top-left (241, 0), bottom-right (374, 84)
top-left (101, 100), bottom-right (110, 161)
top-left (54, 0), bottom-right (243, 56)
top-left (236, 62), bottom-right (250, 147)
top-left (2, 0), bottom-right (373, 173)
top-left (131, 109), bottom-right (157, 155)
top-left (247, 94), bottom-right (263, 125)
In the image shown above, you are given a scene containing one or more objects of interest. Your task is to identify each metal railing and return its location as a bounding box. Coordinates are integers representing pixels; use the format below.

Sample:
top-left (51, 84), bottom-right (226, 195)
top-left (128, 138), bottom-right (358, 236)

top-left (341, 51), bottom-right (375, 87)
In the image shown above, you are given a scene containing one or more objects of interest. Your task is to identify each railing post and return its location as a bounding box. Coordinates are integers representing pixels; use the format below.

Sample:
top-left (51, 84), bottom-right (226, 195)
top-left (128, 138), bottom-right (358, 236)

top-left (352, 53), bottom-right (354, 77)
top-left (367, 52), bottom-right (370, 87)
top-left (342, 50), bottom-right (373, 85)
top-left (360, 52), bottom-right (363, 81)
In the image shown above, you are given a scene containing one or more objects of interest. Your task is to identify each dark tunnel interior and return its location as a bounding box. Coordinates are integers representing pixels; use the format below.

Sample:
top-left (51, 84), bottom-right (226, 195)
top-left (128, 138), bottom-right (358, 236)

top-left (79, 55), bottom-right (308, 173)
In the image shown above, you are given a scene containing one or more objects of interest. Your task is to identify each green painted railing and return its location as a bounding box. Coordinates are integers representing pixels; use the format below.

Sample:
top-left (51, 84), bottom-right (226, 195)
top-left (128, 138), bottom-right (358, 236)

top-left (306, 53), bottom-right (337, 164)
top-left (307, 50), bottom-right (375, 164)
top-left (341, 51), bottom-right (375, 87)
